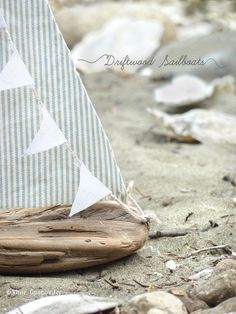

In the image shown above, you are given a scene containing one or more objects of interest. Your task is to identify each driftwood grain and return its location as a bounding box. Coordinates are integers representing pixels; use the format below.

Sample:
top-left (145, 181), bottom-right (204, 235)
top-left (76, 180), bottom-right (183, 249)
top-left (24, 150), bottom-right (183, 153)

top-left (0, 201), bottom-right (148, 274)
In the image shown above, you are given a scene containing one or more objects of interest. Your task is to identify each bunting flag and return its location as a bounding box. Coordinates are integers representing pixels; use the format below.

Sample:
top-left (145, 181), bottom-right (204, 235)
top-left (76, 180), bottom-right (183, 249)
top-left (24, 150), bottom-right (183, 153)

top-left (0, 9), bottom-right (6, 28)
top-left (69, 163), bottom-right (112, 217)
top-left (0, 49), bottom-right (34, 91)
top-left (26, 105), bottom-right (67, 155)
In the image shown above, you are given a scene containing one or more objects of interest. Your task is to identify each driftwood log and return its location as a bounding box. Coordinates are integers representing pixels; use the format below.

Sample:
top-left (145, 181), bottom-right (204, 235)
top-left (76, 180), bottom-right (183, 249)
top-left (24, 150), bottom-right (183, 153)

top-left (0, 201), bottom-right (148, 274)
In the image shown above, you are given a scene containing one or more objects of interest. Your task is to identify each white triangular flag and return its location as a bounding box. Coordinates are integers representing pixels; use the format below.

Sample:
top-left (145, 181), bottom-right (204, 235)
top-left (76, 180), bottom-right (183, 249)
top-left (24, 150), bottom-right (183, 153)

top-left (69, 163), bottom-right (111, 217)
top-left (0, 9), bottom-right (7, 28)
top-left (26, 105), bottom-right (67, 155)
top-left (0, 49), bottom-right (34, 91)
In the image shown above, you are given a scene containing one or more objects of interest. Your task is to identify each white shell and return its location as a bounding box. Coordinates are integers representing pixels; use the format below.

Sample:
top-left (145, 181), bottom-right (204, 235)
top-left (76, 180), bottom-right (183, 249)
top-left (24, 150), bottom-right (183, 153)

top-left (166, 260), bottom-right (177, 271)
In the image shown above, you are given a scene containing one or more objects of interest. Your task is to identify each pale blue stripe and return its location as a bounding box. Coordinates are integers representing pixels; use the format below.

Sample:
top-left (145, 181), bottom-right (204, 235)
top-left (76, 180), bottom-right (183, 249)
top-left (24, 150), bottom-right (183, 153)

top-left (46, 3), bottom-right (57, 205)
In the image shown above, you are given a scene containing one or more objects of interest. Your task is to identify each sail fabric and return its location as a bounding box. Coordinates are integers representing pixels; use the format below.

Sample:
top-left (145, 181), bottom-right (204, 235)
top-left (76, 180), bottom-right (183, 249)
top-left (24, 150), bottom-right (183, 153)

top-left (70, 163), bottom-right (111, 217)
top-left (0, 49), bottom-right (34, 91)
top-left (0, 1), bottom-right (126, 209)
top-left (0, 9), bottom-right (6, 28)
top-left (26, 105), bottom-right (67, 155)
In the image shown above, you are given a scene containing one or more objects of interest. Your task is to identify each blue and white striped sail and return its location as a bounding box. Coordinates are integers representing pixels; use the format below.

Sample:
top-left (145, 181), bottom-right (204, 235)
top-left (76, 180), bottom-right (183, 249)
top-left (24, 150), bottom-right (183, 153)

top-left (25, 103), bottom-right (111, 216)
top-left (0, 0), bottom-right (126, 209)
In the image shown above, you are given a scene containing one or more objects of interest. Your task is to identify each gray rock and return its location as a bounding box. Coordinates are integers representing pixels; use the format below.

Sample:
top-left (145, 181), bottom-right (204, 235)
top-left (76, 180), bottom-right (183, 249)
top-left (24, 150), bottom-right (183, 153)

top-left (151, 31), bottom-right (236, 81)
top-left (191, 297), bottom-right (236, 314)
top-left (177, 295), bottom-right (209, 313)
top-left (147, 309), bottom-right (168, 314)
top-left (214, 259), bottom-right (236, 272)
top-left (190, 269), bottom-right (236, 306)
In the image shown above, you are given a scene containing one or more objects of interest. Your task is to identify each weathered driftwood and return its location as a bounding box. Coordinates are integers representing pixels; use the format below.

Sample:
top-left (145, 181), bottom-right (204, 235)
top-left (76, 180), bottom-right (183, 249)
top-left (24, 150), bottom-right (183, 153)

top-left (0, 201), bottom-right (148, 274)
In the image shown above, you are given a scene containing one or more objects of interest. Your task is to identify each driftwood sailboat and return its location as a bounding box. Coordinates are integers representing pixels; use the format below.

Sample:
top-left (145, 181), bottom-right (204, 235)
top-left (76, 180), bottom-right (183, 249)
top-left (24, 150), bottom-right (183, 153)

top-left (0, 1), bottom-right (148, 274)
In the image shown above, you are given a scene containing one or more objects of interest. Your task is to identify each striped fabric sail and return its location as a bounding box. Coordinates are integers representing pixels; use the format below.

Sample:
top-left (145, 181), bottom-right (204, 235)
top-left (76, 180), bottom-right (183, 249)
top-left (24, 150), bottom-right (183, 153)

top-left (0, 9), bottom-right (6, 29)
top-left (0, 0), bottom-right (126, 209)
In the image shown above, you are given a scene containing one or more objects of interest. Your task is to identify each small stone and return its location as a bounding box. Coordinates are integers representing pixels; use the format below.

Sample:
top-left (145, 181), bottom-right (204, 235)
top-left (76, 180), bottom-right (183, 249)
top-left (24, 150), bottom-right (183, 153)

top-left (147, 309), bottom-right (168, 314)
top-left (214, 259), bottom-right (236, 272)
top-left (177, 295), bottom-right (209, 313)
top-left (180, 188), bottom-right (192, 193)
top-left (191, 297), bottom-right (236, 314)
top-left (170, 289), bottom-right (186, 297)
top-left (232, 197), bottom-right (236, 206)
top-left (222, 173), bottom-right (236, 186)
top-left (100, 270), bottom-right (108, 278)
top-left (189, 268), bottom-right (213, 281)
top-left (149, 272), bottom-right (163, 282)
top-left (141, 245), bottom-right (160, 257)
top-left (122, 291), bottom-right (188, 314)
top-left (161, 197), bottom-right (173, 207)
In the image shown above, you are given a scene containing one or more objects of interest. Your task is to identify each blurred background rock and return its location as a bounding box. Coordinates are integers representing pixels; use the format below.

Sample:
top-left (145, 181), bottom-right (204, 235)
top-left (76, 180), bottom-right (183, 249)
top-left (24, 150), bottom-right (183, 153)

top-left (49, 0), bottom-right (236, 48)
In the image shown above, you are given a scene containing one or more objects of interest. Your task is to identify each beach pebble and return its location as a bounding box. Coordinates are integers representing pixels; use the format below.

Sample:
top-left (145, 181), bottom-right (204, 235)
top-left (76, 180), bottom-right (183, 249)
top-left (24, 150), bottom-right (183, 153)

top-left (191, 297), bottom-right (236, 314)
top-left (223, 173), bottom-right (236, 187)
top-left (147, 309), bottom-right (168, 314)
top-left (188, 268), bottom-right (213, 281)
top-left (122, 291), bottom-right (188, 314)
top-left (141, 245), bottom-right (160, 257)
top-left (214, 259), bottom-right (236, 272)
top-left (189, 269), bottom-right (236, 306)
top-left (151, 31), bottom-right (236, 81)
top-left (149, 272), bottom-right (163, 282)
top-left (232, 197), bottom-right (236, 206)
top-left (166, 260), bottom-right (177, 272)
top-left (177, 295), bottom-right (209, 313)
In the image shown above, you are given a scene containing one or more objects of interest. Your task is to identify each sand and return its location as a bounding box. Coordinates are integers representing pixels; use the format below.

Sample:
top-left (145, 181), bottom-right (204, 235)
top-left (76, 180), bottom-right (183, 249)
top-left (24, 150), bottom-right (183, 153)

top-left (0, 71), bottom-right (235, 313)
